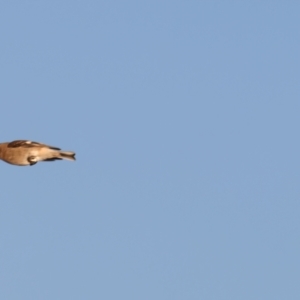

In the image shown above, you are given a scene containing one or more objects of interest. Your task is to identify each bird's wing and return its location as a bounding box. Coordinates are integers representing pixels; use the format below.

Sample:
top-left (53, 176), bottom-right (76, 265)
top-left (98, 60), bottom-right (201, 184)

top-left (7, 140), bottom-right (61, 150)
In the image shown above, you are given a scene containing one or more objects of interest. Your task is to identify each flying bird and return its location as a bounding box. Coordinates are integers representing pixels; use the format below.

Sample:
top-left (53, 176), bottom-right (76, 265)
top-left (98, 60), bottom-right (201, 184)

top-left (0, 140), bottom-right (75, 166)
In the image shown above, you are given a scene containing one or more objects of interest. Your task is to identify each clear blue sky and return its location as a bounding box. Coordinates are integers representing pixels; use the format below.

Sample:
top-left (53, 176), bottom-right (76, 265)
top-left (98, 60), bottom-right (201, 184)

top-left (0, 1), bottom-right (299, 299)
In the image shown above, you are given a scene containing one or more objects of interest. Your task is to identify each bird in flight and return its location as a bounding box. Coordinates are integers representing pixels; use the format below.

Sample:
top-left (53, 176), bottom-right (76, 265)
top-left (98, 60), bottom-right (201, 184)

top-left (0, 140), bottom-right (75, 166)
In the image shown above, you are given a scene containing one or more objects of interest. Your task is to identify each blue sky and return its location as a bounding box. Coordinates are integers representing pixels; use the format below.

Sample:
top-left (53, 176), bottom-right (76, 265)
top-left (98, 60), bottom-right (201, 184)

top-left (0, 1), bottom-right (299, 299)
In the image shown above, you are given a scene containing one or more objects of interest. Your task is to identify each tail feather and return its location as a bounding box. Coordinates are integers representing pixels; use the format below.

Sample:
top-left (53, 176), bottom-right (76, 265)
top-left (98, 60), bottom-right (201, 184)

top-left (59, 151), bottom-right (76, 161)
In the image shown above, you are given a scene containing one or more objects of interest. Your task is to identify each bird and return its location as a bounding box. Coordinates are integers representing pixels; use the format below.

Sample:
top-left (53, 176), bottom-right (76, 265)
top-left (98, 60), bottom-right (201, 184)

top-left (0, 140), bottom-right (76, 166)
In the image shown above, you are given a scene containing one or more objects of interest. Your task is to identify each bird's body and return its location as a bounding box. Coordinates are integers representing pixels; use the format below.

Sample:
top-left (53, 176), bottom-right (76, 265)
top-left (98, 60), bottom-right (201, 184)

top-left (0, 140), bottom-right (75, 166)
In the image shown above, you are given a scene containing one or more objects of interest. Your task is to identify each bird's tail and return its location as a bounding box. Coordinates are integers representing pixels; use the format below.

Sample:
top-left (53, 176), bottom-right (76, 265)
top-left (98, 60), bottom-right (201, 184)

top-left (59, 151), bottom-right (76, 161)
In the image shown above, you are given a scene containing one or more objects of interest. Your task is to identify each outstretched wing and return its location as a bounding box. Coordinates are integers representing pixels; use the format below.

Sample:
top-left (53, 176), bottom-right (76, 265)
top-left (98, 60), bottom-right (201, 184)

top-left (7, 140), bottom-right (61, 150)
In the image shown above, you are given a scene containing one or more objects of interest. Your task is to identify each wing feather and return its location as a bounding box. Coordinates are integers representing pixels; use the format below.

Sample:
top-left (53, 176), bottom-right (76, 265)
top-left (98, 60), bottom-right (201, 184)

top-left (7, 140), bottom-right (61, 150)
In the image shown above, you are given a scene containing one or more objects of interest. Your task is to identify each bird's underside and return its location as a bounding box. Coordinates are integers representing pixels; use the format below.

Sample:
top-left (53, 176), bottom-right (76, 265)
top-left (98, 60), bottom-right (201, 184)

top-left (0, 140), bottom-right (76, 166)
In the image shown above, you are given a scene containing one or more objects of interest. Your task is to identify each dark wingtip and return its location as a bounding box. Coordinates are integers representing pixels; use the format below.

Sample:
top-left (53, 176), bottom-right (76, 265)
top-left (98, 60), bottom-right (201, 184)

top-left (43, 158), bottom-right (63, 162)
top-left (49, 146), bottom-right (61, 151)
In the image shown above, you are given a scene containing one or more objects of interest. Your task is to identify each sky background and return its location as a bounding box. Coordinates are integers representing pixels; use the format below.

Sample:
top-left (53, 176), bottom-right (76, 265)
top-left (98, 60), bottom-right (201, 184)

top-left (0, 1), bottom-right (299, 299)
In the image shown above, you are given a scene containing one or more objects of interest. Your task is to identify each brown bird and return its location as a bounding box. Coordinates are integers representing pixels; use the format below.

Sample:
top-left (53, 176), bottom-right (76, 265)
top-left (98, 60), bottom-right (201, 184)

top-left (0, 140), bottom-right (76, 166)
